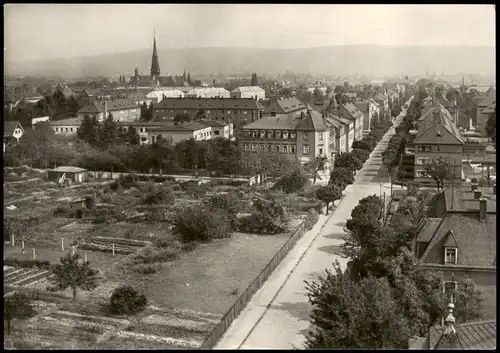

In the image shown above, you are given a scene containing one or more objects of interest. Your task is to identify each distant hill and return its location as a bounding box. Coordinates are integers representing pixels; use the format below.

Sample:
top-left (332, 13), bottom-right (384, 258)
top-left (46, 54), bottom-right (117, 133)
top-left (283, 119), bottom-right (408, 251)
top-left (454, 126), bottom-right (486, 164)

top-left (4, 45), bottom-right (496, 79)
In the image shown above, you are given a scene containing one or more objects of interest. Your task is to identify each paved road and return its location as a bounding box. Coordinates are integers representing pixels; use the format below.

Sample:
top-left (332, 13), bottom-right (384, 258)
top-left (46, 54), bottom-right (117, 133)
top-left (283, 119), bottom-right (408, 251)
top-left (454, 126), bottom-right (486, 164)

top-left (216, 105), bottom-right (410, 349)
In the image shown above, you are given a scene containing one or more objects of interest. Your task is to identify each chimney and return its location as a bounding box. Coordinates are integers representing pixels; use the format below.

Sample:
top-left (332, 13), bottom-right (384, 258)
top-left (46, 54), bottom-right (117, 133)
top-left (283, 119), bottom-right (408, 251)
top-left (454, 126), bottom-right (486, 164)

top-left (104, 100), bottom-right (108, 120)
top-left (479, 197), bottom-right (487, 221)
top-left (474, 190), bottom-right (482, 200)
top-left (471, 183), bottom-right (478, 191)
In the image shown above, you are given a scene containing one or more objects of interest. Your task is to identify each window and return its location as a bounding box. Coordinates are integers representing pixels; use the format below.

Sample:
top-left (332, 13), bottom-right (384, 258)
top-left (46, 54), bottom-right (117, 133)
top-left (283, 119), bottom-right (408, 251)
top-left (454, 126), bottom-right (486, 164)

top-left (65, 128), bottom-right (68, 132)
top-left (319, 133), bottom-right (324, 141)
top-left (445, 248), bottom-right (457, 265)
top-left (70, 128), bottom-right (74, 132)
top-left (274, 131), bottom-right (281, 139)
top-left (283, 145), bottom-right (288, 153)
top-left (275, 145), bottom-right (280, 153)
top-left (283, 132), bottom-right (289, 139)
top-left (228, 111), bottom-right (231, 114)
top-left (140, 128), bottom-right (144, 133)
top-left (417, 145), bottom-right (432, 152)
top-left (243, 111), bottom-right (247, 115)
top-left (259, 144), bottom-right (265, 152)
top-left (141, 137), bottom-right (147, 142)
top-left (436, 146), bottom-right (441, 152)
top-left (260, 130), bottom-right (266, 138)
top-left (267, 144), bottom-right (272, 152)
top-left (244, 144), bottom-right (250, 151)
top-left (55, 127), bottom-right (59, 132)
top-left (215, 130), bottom-right (220, 136)
top-left (251, 144), bottom-right (257, 152)
top-left (243, 130), bottom-right (251, 137)
top-left (267, 130), bottom-right (273, 139)
top-left (444, 281), bottom-right (458, 299)
top-left (303, 144), bottom-right (310, 154)
top-left (416, 170), bottom-right (428, 178)
top-left (252, 131), bottom-right (259, 138)
top-left (304, 133), bottom-right (309, 141)
top-left (291, 145), bottom-right (296, 154)
top-left (290, 132), bottom-right (296, 139)
top-left (319, 144), bottom-right (324, 155)
top-left (416, 157), bottom-right (431, 165)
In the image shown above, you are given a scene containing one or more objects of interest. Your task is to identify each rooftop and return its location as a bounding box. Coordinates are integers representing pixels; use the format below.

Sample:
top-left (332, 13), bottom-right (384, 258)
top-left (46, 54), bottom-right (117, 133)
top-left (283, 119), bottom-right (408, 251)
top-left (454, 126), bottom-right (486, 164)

top-left (155, 97), bottom-right (263, 110)
top-left (148, 122), bottom-right (209, 132)
top-left (48, 117), bottom-right (83, 126)
top-left (78, 99), bottom-right (138, 114)
top-left (263, 96), bottom-right (307, 114)
top-left (4, 121), bottom-right (23, 137)
top-left (51, 166), bottom-right (87, 173)
top-left (429, 320), bottom-right (496, 349)
top-left (231, 86), bottom-right (265, 93)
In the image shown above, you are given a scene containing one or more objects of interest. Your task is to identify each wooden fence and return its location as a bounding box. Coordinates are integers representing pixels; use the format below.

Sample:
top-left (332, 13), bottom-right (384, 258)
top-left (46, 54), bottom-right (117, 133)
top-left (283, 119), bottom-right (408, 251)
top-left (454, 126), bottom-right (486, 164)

top-left (199, 221), bottom-right (306, 349)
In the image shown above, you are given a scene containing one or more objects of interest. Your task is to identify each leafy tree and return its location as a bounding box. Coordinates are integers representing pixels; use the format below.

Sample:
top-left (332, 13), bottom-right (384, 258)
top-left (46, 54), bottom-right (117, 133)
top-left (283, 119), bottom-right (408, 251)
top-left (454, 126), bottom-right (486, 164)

top-left (326, 86), bottom-right (333, 95)
top-left (305, 261), bottom-right (413, 349)
top-left (334, 85), bottom-right (346, 94)
top-left (240, 196), bottom-right (289, 235)
top-left (110, 285), bottom-right (147, 315)
top-left (142, 185), bottom-right (174, 205)
top-left (195, 108), bottom-right (206, 121)
top-left (4, 292), bottom-right (36, 335)
top-left (173, 113), bottom-right (191, 125)
top-left (335, 152), bottom-right (363, 172)
top-left (173, 205), bottom-right (232, 242)
top-left (251, 73), bottom-right (258, 86)
top-left (310, 156), bottom-right (328, 184)
top-left (313, 87), bottom-right (325, 102)
top-left (453, 278), bottom-right (485, 324)
top-left (424, 158), bottom-right (452, 191)
top-left (335, 93), bottom-right (348, 105)
top-left (77, 114), bottom-right (100, 145)
top-left (50, 252), bottom-right (99, 299)
top-left (99, 113), bottom-right (119, 146)
top-left (126, 126), bottom-right (141, 145)
top-left (315, 185), bottom-right (342, 215)
top-left (329, 167), bottom-right (355, 188)
top-left (352, 139), bottom-right (374, 153)
top-left (382, 148), bottom-right (397, 182)
top-left (485, 109), bottom-right (496, 143)
top-left (140, 102), bottom-right (153, 121)
top-left (273, 168), bottom-right (310, 193)
top-left (351, 148), bottom-right (370, 163)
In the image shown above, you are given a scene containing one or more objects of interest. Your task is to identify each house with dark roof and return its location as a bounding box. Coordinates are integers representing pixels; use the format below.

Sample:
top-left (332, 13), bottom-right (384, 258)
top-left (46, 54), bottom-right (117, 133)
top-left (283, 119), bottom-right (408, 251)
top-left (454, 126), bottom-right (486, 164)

top-left (413, 102), bottom-right (465, 185)
top-left (329, 103), bottom-right (364, 144)
top-left (77, 99), bottom-right (140, 122)
top-left (262, 96), bottom-right (307, 118)
top-left (415, 185), bottom-right (496, 318)
top-left (153, 97), bottom-right (264, 131)
top-left (4, 121), bottom-right (24, 153)
top-left (240, 109), bottom-right (331, 171)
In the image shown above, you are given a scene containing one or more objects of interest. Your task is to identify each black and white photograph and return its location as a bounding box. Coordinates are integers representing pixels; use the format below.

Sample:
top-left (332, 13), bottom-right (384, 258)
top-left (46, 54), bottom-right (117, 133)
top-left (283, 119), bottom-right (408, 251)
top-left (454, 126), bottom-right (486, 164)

top-left (3, 4), bottom-right (496, 350)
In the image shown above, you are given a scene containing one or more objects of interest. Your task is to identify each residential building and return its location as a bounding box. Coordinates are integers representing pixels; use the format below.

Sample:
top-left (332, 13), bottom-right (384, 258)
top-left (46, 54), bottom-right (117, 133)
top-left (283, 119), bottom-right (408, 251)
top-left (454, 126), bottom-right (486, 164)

top-left (262, 96), bottom-right (307, 118)
top-left (326, 114), bottom-right (354, 153)
top-left (110, 89), bottom-right (154, 107)
top-left (145, 89), bottom-right (186, 104)
top-left (354, 100), bottom-right (378, 136)
top-left (231, 86), bottom-right (266, 100)
top-left (77, 99), bottom-right (140, 122)
top-left (153, 97), bottom-right (264, 131)
top-left (414, 185), bottom-right (496, 318)
top-left (115, 121), bottom-right (180, 145)
top-left (48, 117), bottom-right (82, 136)
top-left (374, 93), bottom-right (390, 120)
top-left (186, 87), bottom-right (230, 98)
top-left (147, 122), bottom-right (212, 144)
top-left (240, 109), bottom-right (330, 173)
top-left (412, 102), bottom-right (465, 185)
top-left (198, 119), bottom-right (234, 139)
top-left (475, 90), bottom-right (496, 136)
top-left (4, 121), bottom-right (24, 153)
top-left (332, 103), bottom-right (364, 143)
top-left (31, 116), bottom-right (50, 128)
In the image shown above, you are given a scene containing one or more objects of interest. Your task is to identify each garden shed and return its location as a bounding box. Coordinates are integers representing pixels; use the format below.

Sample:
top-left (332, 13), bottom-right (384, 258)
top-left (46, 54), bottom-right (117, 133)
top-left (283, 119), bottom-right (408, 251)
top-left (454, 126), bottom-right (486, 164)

top-left (47, 166), bottom-right (88, 184)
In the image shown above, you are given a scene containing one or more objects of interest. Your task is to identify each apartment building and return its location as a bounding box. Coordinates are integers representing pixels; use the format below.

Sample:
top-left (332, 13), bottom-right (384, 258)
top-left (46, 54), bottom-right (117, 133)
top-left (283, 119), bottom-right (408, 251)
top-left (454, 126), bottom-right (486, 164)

top-left (240, 109), bottom-right (329, 166)
top-left (324, 114), bottom-right (354, 154)
top-left (48, 117), bottom-right (82, 136)
top-left (77, 99), bottom-right (140, 122)
top-left (412, 102), bottom-right (465, 185)
top-left (231, 86), bottom-right (266, 100)
top-left (186, 87), bottom-right (230, 98)
top-left (415, 185), bottom-right (496, 317)
top-left (331, 103), bottom-right (364, 143)
top-left (153, 97), bottom-right (264, 131)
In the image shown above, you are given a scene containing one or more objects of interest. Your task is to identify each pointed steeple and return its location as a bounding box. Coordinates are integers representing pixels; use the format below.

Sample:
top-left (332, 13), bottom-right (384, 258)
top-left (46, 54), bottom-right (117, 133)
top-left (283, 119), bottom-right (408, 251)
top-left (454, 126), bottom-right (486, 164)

top-left (150, 29), bottom-right (161, 77)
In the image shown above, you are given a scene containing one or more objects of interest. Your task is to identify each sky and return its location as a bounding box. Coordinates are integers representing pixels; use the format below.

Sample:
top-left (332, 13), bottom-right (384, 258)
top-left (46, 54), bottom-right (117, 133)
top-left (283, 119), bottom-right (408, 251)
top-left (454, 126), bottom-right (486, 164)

top-left (4, 4), bottom-right (496, 62)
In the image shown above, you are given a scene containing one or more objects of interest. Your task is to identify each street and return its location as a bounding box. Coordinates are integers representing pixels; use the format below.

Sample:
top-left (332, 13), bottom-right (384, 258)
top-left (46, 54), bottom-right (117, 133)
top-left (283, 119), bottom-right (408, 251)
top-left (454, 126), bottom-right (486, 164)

top-left (215, 109), bottom-right (409, 349)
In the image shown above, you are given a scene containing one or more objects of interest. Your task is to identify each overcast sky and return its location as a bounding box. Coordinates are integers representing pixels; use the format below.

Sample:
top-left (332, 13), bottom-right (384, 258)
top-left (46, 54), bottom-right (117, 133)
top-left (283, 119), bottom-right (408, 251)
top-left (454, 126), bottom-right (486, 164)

top-left (4, 4), bottom-right (496, 62)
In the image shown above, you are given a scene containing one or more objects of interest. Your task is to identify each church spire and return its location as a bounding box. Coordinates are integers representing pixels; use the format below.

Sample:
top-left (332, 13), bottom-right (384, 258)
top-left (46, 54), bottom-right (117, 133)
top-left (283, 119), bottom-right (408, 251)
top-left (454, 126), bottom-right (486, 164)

top-left (150, 29), bottom-right (160, 77)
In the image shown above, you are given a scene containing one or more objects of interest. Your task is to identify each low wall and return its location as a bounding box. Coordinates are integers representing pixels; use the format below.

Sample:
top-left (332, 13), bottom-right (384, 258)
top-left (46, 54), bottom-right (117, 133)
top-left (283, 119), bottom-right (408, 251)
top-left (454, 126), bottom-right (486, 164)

top-left (200, 221), bottom-right (306, 349)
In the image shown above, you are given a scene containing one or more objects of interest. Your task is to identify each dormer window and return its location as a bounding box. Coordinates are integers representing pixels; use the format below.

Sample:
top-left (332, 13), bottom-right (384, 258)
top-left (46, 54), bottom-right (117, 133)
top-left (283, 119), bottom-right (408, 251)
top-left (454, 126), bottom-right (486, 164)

top-left (283, 131), bottom-right (289, 139)
top-left (445, 247), bottom-right (457, 265)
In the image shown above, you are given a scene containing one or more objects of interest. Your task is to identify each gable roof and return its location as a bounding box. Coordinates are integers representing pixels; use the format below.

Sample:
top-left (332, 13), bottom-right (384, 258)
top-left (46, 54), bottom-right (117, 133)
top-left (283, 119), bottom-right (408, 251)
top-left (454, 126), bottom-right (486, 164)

top-left (442, 229), bottom-right (459, 247)
top-left (429, 320), bottom-right (496, 349)
top-left (263, 96), bottom-right (307, 114)
top-left (148, 122), bottom-right (208, 132)
top-left (415, 104), bottom-right (464, 145)
top-left (48, 117), bottom-right (83, 126)
top-left (296, 109), bottom-right (328, 131)
top-left (4, 121), bottom-right (24, 137)
top-left (231, 86), bottom-right (265, 93)
top-left (197, 119), bottom-right (229, 128)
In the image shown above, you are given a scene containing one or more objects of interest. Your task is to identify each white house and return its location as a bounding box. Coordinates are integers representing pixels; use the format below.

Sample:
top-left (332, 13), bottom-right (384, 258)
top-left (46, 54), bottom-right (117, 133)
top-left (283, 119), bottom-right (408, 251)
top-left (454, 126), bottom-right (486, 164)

top-left (146, 89), bottom-right (186, 103)
top-left (231, 86), bottom-right (266, 100)
top-left (186, 87), bottom-right (230, 98)
top-left (4, 121), bottom-right (25, 153)
top-left (32, 116), bottom-right (50, 127)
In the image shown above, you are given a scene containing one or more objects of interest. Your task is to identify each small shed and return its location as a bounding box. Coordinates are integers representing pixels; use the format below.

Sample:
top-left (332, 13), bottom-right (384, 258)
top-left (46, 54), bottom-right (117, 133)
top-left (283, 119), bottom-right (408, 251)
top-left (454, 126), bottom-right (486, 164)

top-left (47, 166), bottom-right (88, 184)
top-left (180, 179), bottom-right (202, 190)
top-left (70, 198), bottom-right (87, 211)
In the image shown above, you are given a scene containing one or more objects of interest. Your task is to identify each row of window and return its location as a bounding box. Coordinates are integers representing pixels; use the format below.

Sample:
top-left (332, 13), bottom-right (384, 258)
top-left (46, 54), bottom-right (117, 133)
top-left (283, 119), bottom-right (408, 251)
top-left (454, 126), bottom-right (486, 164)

top-left (156, 109), bottom-right (253, 115)
top-left (243, 131), bottom-right (325, 141)
top-left (416, 156), bottom-right (451, 165)
top-left (54, 127), bottom-right (77, 133)
top-left (243, 143), bottom-right (325, 155)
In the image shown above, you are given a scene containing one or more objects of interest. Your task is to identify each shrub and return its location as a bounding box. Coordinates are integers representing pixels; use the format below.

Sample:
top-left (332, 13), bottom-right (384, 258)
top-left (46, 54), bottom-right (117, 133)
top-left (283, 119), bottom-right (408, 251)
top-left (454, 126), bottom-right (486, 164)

top-left (329, 168), bottom-right (354, 188)
top-left (352, 148), bottom-right (370, 163)
top-left (109, 285), bottom-right (147, 315)
top-left (142, 185), bottom-right (175, 205)
top-left (173, 205), bottom-right (233, 243)
top-left (273, 168), bottom-right (310, 194)
top-left (304, 209), bottom-right (320, 231)
top-left (93, 214), bottom-right (107, 224)
top-left (239, 197), bottom-right (290, 235)
top-left (132, 264), bottom-right (157, 274)
top-left (136, 249), bottom-right (179, 263)
top-left (203, 192), bottom-right (241, 230)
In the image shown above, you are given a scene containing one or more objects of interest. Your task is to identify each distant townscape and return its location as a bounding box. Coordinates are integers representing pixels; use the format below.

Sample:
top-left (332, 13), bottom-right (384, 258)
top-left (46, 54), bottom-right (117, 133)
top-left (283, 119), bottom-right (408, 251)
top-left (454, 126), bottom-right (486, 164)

top-left (4, 13), bottom-right (496, 352)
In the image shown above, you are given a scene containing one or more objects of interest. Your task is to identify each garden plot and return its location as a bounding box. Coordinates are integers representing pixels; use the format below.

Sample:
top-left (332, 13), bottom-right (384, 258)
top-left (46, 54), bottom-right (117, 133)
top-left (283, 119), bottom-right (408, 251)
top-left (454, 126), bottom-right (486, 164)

top-left (4, 267), bottom-right (52, 288)
top-left (15, 310), bottom-right (129, 350)
top-left (80, 236), bottom-right (150, 255)
top-left (98, 330), bottom-right (202, 349)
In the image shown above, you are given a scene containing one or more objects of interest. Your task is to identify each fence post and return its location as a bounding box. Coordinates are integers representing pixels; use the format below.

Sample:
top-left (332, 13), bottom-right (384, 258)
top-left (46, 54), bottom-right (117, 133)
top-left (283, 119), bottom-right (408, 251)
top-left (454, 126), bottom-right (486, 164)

top-left (11, 233), bottom-right (15, 247)
top-left (112, 243), bottom-right (115, 256)
top-left (61, 237), bottom-right (64, 252)
top-left (84, 251), bottom-right (88, 263)
top-left (22, 240), bottom-right (25, 255)
top-left (33, 248), bottom-right (36, 260)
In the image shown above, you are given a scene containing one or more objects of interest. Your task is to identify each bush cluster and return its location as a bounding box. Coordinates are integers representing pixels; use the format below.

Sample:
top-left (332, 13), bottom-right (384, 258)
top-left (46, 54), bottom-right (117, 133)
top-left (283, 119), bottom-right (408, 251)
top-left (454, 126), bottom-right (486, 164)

top-left (273, 168), bottom-right (310, 194)
top-left (239, 197), bottom-right (290, 235)
top-left (109, 285), bottom-right (147, 315)
top-left (173, 205), bottom-right (233, 243)
top-left (304, 209), bottom-right (320, 231)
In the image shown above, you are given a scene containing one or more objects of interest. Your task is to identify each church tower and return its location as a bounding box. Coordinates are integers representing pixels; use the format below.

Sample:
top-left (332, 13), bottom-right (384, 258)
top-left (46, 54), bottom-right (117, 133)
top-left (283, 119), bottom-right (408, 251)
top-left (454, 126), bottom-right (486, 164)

top-left (150, 31), bottom-right (161, 77)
